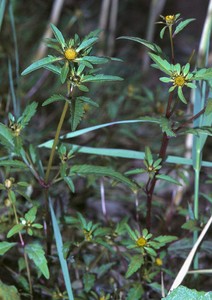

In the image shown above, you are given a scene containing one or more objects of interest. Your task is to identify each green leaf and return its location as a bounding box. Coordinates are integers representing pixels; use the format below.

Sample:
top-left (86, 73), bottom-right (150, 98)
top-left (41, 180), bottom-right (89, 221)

top-left (0, 242), bottom-right (17, 255)
top-left (149, 53), bottom-right (172, 75)
top-left (127, 283), bottom-right (144, 300)
top-left (160, 26), bottom-right (167, 39)
top-left (154, 235), bottom-right (178, 245)
top-left (50, 23), bottom-right (65, 47)
top-left (0, 160), bottom-right (27, 169)
top-left (181, 220), bottom-right (200, 231)
top-left (70, 164), bottom-right (138, 191)
top-left (83, 273), bottom-right (96, 293)
top-left (205, 98), bottom-right (212, 116)
top-left (156, 174), bottom-right (181, 186)
top-left (163, 285), bottom-right (212, 300)
top-left (117, 36), bottom-right (162, 54)
top-left (125, 168), bottom-right (146, 175)
top-left (177, 87), bottom-right (187, 104)
top-left (126, 255), bottom-right (144, 278)
top-left (78, 55), bottom-right (108, 65)
top-left (82, 74), bottom-right (123, 83)
top-left (42, 94), bottom-right (67, 106)
top-left (145, 146), bottom-right (153, 165)
top-left (60, 61), bottom-right (69, 84)
top-left (160, 117), bottom-right (176, 137)
top-left (25, 206), bottom-right (37, 223)
top-left (76, 37), bottom-right (98, 52)
top-left (173, 18), bottom-right (195, 36)
top-left (0, 280), bottom-right (21, 300)
top-left (70, 99), bottom-right (85, 131)
top-left (194, 68), bottom-right (212, 80)
top-left (0, 123), bottom-right (14, 150)
top-left (25, 243), bottom-right (49, 279)
top-left (21, 56), bottom-right (62, 75)
top-left (76, 96), bottom-right (99, 107)
top-left (125, 224), bottom-right (137, 240)
top-left (64, 176), bottom-right (75, 193)
top-left (17, 102), bottom-right (38, 128)
top-left (7, 224), bottom-right (24, 238)
top-left (0, 0), bottom-right (6, 31)
top-left (49, 197), bottom-right (74, 299)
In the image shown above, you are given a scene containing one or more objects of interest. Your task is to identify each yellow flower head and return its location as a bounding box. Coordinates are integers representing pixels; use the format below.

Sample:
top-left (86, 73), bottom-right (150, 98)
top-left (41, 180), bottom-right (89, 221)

top-left (4, 178), bottom-right (14, 189)
top-left (173, 75), bottom-right (186, 87)
top-left (165, 15), bottom-right (176, 26)
top-left (64, 48), bottom-right (77, 60)
top-left (155, 257), bottom-right (163, 266)
top-left (136, 236), bottom-right (147, 247)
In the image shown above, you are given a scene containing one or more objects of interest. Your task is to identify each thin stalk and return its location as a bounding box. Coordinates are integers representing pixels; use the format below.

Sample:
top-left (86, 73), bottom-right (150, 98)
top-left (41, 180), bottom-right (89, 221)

top-left (11, 202), bottom-right (33, 299)
top-left (45, 100), bottom-right (69, 183)
top-left (169, 26), bottom-right (174, 63)
top-left (193, 168), bottom-right (200, 269)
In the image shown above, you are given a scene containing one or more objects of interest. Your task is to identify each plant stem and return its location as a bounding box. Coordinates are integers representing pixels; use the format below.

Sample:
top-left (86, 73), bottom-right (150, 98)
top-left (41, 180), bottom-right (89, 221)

top-left (11, 202), bottom-right (33, 299)
top-left (169, 26), bottom-right (174, 63)
top-left (45, 100), bottom-right (69, 184)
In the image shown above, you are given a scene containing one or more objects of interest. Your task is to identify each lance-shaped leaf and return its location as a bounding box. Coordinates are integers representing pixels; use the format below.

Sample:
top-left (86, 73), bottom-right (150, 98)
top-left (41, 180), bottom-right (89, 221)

top-left (70, 99), bottom-right (85, 131)
top-left (25, 243), bottom-right (49, 279)
top-left (78, 56), bottom-right (108, 65)
top-left (117, 36), bottom-right (162, 54)
top-left (7, 224), bottom-right (24, 238)
top-left (21, 56), bottom-right (62, 75)
top-left (156, 174), bottom-right (181, 186)
top-left (149, 53), bottom-right (172, 75)
top-left (76, 96), bottom-right (99, 107)
top-left (42, 94), bottom-right (67, 106)
top-left (50, 23), bottom-right (65, 47)
top-left (76, 37), bottom-right (98, 52)
top-left (173, 18), bottom-right (196, 36)
top-left (0, 242), bottom-right (17, 255)
top-left (82, 74), bottom-right (123, 83)
top-left (70, 164), bottom-right (138, 191)
top-left (194, 68), bottom-right (212, 80)
top-left (0, 160), bottom-right (27, 169)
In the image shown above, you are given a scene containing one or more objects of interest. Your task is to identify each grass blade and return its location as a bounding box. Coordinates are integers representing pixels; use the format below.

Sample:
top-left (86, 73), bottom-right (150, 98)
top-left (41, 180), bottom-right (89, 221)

top-left (0, 0), bottom-right (6, 31)
top-left (49, 197), bottom-right (74, 300)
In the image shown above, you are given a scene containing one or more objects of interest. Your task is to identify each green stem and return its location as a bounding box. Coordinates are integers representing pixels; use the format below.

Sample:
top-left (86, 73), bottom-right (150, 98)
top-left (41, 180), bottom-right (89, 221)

top-left (45, 100), bottom-right (69, 184)
top-left (11, 201), bottom-right (33, 299)
top-left (169, 26), bottom-right (174, 63)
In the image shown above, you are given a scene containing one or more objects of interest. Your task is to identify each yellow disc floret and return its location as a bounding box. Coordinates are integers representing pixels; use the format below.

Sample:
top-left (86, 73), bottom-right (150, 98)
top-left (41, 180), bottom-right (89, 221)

top-left (64, 48), bottom-right (77, 60)
top-left (155, 257), bottom-right (163, 266)
top-left (174, 75), bottom-right (185, 87)
top-left (136, 237), bottom-right (147, 247)
top-left (165, 15), bottom-right (176, 25)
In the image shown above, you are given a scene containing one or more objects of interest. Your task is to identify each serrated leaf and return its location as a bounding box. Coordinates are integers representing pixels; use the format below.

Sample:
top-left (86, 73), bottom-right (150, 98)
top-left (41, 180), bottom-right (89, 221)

top-left (0, 123), bottom-right (14, 150)
top-left (83, 273), bottom-right (95, 292)
top-left (21, 56), bottom-right (62, 75)
top-left (70, 99), bottom-right (85, 131)
top-left (17, 102), bottom-right (38, 128)
top-left (125, 224), bottom-right (137, 240)
top-left (50, 23), bottom-right (65, 47)
top-left (173, 18), bottom-right (195, 36)
top-left (163, 285), bottom-right (212, 300)
top-left (70, 164), bottom-right (138, 191)
top-left (25, 206), bottom-right (37, 222)
top-left (7, 224), bottom-right (24, 238)
top-left (82, 74), bottom-right (123, 83)
top-left (0, 242), bottom-right (17, 255)
top-left (25, 243), bottom-right (49, 279)
top-left (117, 36), bottom-right (162, 54)
top-left (156, 174), bottom-right (181, 186)
top-left (126, 255), bottom-right (144, 278)
top-left (0, 280), bottom-right (21, 300)
top-left (149, 53), bottom-right (172, 75)
top-left (42, 94), bottom-right (67, 106)
top-left (181, 220), bottom-right (200, 231)
top-left (160, 117), bottom-right (176, 137)
top-left (76, 37), bottom-right (98, 52)
top-left (127, 283), bottom-right (144, 300)
top-left (0, 160), bottom-right (27, 169)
